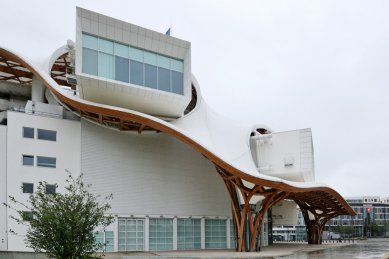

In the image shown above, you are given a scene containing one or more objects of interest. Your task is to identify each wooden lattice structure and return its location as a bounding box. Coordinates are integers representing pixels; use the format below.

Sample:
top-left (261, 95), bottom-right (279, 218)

top-left (0, 56), bottom-right (33, 84)
top-left (0, 48), bottom-right (356, 251)
top-left (50, 53), bottom-right (72, 87)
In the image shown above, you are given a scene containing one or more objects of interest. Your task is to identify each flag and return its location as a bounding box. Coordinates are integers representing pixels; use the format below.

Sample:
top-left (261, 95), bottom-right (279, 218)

top-left (165, 27), bottom-right (171, 36)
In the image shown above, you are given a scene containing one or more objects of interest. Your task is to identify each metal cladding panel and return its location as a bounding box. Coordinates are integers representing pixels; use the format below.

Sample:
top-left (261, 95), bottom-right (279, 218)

top-left (80, 120), bottom-right (231, 217)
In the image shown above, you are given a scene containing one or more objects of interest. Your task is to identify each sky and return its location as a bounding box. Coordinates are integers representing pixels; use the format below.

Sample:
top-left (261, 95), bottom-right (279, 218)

top-left (1, 0), bottom-right (388, 197)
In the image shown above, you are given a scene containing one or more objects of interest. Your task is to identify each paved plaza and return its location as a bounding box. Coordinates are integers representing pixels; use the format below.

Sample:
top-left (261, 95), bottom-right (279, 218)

top-left (101, 242), bottom-right (349, 258)
top-left (4, 240), bottom-right (389, 259)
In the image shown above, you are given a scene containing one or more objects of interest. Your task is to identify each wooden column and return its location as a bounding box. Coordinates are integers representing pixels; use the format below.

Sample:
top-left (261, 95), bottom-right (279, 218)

top-left (296, 200), bottom-right (337, 244)
top-left (215, 166), bottom-right (287, 252)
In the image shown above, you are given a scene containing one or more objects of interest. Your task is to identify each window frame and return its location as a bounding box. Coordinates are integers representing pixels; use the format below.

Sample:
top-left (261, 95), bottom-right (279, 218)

top-left (22, 211), bottom-right (34, 222)
top-left (22, 155), bottom-right (34, 166)
top-left (81, 32), bottom-right (185, 95)
top-left (37, 129), bottom-right (57, 142)
top-left (23, 127), bottom-right (34, 139)
top-left (22, 183), bottom-right (34, 194)
top-left (45, 184), bottom-right (57, 195)
top-left (36, 156), bottom-right (56, 168)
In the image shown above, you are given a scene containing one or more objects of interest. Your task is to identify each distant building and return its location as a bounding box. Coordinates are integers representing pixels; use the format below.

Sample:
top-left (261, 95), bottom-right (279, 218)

top-left (272, 205), bottom-right (306, 242)
top-left (326, 196), bottom-right (389, 237)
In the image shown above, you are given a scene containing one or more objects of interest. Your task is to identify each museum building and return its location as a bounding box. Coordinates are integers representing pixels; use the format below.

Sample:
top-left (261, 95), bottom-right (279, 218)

top-left (0, 7), bottom-right (354, 252)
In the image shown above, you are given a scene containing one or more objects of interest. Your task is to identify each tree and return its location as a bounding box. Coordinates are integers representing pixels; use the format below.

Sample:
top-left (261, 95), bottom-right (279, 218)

top-left (371, 221), bottom-right (385, 237)
top-left (4, 173), bottom-right (114, 259)
top-left (342, 225), bottom-right (354, 238)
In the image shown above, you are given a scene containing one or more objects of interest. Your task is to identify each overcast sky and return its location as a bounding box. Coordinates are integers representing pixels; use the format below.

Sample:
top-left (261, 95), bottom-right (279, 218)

top-left (1, 0), bottom-right (388, 197)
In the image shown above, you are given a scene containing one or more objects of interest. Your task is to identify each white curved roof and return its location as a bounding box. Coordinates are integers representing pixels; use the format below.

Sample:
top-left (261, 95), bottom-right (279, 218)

top-left (0, 45), bottom-right (357, 218)
top-left (2, 45), bottom-right (329, 189)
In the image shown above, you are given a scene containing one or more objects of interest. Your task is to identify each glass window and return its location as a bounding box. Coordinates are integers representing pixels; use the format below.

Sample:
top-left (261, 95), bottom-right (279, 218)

top-left (158, 67), bottom-right (171, 92)
top-left (95, 231), bottom-right (114, 252)
top-left (37, 156), bottom-right (56, 168)
top-left (98, 53), bottom-right (114, 79)
top-left (23, 127), bottom-right (34, 139)
top-left (144, 52), bottom-right (157, 66)
top-left (130, 47), bottom-right (143, 62)
top-left (82, 48), bottom-right (98, 76)
top-left (99, 38), bottom-right (114, 54)
top-left (118, 218), bottom-right (144, 251)
top-left (115, 56), bottom-right (129, 83)
top-left (114, 42), bottom-right (129, 58)
top-left (22, 183), bottom-right (33, 194)
top-left (149, 218), bottom-right (173, 251)
top-left (144, 64), bottom-right (157, 89)
top-left (95, 232), bottom-right (104, 251)
top-left (157, 55), bottom-right (170, 69)
top-left (177, 218), bottom-right (201, 250)
top-left (171, 71), bottom-right (184, 95)
top-left (45, 184), bottom-right (56, 195)
top-left (171, 59), bottom-right (184, 73)
top-left (23, 155), bottom-right (34, 166)
top-left (82, 34), bottom-right (98, 50)
top-left (205, 219), bottom-right (227, 249)
top-left (130, 60), bottom-right (144, 86)
top-left (22, 211), bottom-right (33, 222)
top-left (37, 129), bottom-right (56, 141)
top-left (230, 219), bottom-right (236, 249)
top-left (81, 33), bottom-right (185, 95)
top-left (105, 231), bottom-right (114, 252)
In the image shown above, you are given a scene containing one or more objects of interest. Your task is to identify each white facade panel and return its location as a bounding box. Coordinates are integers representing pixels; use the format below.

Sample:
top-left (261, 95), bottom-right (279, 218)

top-left (5, 111), bottom-right (81, 251)
top-left (272, 200), bottom-right (298, 226)
top-left (251, 129), bottom-right (315, 182)
top-left (81, 120), bottom-right (231, 217)
top-left (0, 126), bottom-right (7, 251)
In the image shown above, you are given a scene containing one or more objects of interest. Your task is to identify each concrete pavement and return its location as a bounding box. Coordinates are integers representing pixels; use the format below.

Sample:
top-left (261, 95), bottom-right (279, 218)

top-left (101, 242), bottom-right (351, 258)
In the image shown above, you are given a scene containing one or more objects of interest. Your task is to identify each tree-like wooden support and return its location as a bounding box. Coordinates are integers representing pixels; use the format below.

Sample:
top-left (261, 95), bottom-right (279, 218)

top-left (217, 165), bottom-right (347, 248)
top-left (293, 195), bottom-right (341, 244)
top-left (216, 166), bottom-right (287, 252)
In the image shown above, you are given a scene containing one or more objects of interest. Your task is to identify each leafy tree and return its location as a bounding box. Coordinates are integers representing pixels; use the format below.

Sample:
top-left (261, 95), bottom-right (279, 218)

top-left (342, 225), bottom-right (354, 238)
top-left (384, 221), bottom-right (389, 237)
top-left (371, 221), bottom-right (385, 237)
top-left (4, 173), bottom-right (113, 259)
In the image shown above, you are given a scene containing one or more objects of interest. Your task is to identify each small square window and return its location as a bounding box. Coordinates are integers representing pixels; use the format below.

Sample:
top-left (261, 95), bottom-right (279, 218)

top-left (22, 183), bottom-right (33, 193)
top-left (22, 211), bottom-right (33, 222)
top-left (23, 155), bottom-right (34, 166)
top-left (45, 184), bottom-right (56, 195)
top-left (23, 127), bottom-right (34, 139)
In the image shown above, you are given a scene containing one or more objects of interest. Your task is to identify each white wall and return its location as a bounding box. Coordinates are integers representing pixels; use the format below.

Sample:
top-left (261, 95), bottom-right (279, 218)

top-left (31, 77), bottom-right (45, 103)
top-left (0, 125), bottom-right (7, 251)
top-left (251, 129), bottom-right (315, 182)
top-left (272, 200), bottom-right (298, 226)
top-left (81, 120), bottom-right (231, 217)
top-left (6, 111), bottom-right (81, 251)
